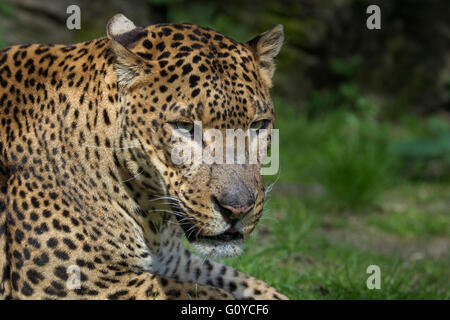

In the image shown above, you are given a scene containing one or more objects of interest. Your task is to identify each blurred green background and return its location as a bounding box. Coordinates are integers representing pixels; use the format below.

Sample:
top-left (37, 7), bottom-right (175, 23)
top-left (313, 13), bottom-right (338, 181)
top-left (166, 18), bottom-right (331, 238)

top-left (1, 0), bottom-right (448, 299)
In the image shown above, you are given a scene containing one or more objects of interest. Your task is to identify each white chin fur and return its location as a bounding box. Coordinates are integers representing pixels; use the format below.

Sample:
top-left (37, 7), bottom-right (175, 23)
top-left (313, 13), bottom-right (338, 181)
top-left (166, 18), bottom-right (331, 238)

top-left (190, 239), bottom-right (244, 258)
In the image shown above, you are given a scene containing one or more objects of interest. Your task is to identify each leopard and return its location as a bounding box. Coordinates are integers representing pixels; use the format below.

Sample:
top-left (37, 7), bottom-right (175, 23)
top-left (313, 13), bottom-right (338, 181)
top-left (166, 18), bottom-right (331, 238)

top-left (0, 13), bottom-right (286, 299)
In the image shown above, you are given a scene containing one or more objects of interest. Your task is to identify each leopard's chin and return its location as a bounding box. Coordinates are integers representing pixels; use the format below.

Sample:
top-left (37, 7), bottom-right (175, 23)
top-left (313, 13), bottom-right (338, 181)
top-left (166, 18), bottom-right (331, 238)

top-left (190, 239), bottom-right (244, 258)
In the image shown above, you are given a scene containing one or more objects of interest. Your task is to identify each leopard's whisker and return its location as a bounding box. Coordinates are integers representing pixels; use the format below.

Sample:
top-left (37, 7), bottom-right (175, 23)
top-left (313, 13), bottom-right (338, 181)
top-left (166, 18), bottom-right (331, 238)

top-left (121, 170), bottom-right (144, 183)
top-left (147, 196), bottom-right (180, 203)
top-left (264, 171), bottom-right (281, 197)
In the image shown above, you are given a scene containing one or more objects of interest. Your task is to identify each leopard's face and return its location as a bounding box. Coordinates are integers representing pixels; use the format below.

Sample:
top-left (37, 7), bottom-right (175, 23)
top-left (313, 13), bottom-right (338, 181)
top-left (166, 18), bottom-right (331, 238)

top-left (108, 14), bottom-right (283, 257)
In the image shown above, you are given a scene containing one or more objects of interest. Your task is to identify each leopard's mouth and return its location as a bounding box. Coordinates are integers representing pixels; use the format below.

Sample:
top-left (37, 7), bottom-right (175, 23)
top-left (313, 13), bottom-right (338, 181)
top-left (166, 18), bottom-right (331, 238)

top-left (183, 224), bottom-right (244, 243)
top-left (196, 227), bottom-right (243, 242)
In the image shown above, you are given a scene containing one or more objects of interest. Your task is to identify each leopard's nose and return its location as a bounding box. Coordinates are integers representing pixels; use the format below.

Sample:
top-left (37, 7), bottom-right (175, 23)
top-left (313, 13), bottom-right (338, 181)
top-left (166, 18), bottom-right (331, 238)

top-left (213, 190), bottom-right (256, 221)
top-left (221, 202), bottom-right (254, 218)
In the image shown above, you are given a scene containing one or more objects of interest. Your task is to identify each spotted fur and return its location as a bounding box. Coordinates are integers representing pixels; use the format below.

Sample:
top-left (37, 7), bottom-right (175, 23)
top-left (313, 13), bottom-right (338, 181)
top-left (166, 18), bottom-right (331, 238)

top-left (0, 14), bottom-right (286, 300)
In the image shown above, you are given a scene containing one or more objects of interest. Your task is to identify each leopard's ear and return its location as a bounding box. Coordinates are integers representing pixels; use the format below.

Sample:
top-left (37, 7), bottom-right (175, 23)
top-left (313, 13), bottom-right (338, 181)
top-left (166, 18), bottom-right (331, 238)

top-left (246, 25), bottom-right (284, 88)
top-left (106, 14), bottom-right (149, 87)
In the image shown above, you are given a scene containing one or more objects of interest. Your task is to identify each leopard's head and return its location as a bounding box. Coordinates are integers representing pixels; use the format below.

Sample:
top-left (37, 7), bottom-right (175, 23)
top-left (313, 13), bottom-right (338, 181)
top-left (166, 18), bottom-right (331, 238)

top-left (107, 14), bottom-right (283, 257)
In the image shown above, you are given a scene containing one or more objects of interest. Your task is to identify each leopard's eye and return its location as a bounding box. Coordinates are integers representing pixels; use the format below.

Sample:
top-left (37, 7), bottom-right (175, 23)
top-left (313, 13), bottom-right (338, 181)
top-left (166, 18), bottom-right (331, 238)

top-left (250, 119), bottom-right (270, 131)
top-left (171, 122), bottom-right (194, 134)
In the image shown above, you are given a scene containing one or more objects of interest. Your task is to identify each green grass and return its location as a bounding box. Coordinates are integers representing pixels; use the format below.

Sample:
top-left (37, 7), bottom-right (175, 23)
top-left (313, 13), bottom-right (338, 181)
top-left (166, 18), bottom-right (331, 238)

top-left (369, 208), bottom-right (449, 238)
top-left (368, 183), bottom-right (450, 238)
top-left (222, 99), bottom-right (449, 299)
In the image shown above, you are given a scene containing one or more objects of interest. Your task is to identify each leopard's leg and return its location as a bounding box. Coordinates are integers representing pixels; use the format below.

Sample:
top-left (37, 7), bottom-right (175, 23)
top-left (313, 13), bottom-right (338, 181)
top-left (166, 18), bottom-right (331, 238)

top-left (23, 265), bottom-right (233, 300)
top-left (8, 263), bottom-right (234, 300)
top-left (81, 272), bottom-right (235, 300)
top-left (149, 220), bottom-right (288, 300)
top-left (161, 247), bottom-right (288, 300)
